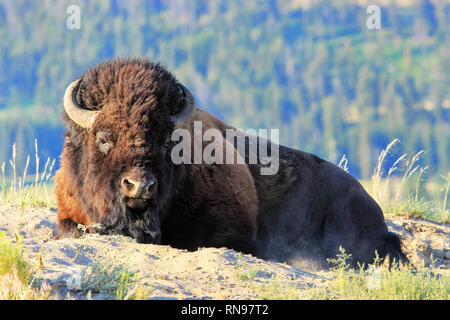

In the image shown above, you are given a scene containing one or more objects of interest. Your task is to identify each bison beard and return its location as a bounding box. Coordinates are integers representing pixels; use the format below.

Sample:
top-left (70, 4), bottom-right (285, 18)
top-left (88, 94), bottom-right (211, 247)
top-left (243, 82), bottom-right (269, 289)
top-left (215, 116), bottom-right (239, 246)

top-left (99, 198), bottom-right (161, 244)
top-left (55, 57), bottom-right (409, 270)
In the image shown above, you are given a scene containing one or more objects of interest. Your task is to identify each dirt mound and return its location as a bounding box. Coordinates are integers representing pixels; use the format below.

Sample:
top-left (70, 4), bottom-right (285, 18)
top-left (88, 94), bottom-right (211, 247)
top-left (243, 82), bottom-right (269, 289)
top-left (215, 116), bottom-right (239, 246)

top-left (385, 216), bottom-right (449, 269)
top-left (0, 204), bottom-right (448, 299)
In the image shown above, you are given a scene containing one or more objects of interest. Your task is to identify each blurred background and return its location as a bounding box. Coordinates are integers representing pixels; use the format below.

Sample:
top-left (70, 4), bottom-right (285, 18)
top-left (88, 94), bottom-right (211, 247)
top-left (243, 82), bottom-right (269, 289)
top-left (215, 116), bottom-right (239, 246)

top-left (0, 1), bottom-right (448, 197)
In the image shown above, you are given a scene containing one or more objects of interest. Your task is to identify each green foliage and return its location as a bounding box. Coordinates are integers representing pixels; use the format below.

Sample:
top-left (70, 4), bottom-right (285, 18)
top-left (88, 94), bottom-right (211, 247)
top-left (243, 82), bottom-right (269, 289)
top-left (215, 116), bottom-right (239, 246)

top-left (256, 276), bottom-right (302, 300)
top-left (308, 248), bottom-right (450, 300)
top-left (114, 270), bottom-right (137, 300)
top-left (0, 229), bottom-right (51, 300)
top-left (0, 231), bottom-right (32, 284)
top-left (233, 252), bottom-right (302, 299)
top-left (234, 252), bottom-right (259, 282)
top-left (253, 247), bottom-right (449, 300)
top-left (386, 197), bottom-right (449, 223)
top-left (78, 260), bottom-right (138, 299)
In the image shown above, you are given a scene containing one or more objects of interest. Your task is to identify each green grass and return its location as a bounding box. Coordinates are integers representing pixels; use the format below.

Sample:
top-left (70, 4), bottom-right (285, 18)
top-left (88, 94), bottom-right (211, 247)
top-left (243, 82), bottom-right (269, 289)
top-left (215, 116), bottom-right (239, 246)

top-left (386, 197), bottom-right (449, 223)
top-left (233, 252), bottom-right (304, 299)
top-left (304, 247), bottom-right (450, 300)
top-left (0, 231), bottom-right (32, 284)
top-left (73, 259), bottom-right (145, 300)
top-left (251, 247), bottom-right (450, 300)
top-left (255, 276), bottom-right (304, 300)
top-left (0, 231), bottom-right (50, 299)
top-left (234, 252), bottom-right (259, 282)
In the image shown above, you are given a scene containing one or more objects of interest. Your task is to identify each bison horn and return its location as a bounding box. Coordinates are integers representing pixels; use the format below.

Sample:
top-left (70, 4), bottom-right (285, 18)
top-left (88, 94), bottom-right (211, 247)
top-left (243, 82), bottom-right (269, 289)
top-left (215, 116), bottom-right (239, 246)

top-left (63, 79), bottom-right (100, 130)
top-left (171, 84), bottom-right (195, 125)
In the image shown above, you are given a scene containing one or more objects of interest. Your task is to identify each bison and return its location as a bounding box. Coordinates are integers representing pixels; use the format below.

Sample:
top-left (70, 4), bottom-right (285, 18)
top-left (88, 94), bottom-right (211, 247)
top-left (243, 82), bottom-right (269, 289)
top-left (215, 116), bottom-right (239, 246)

top-left (55, 57), bottom-right (408, 268)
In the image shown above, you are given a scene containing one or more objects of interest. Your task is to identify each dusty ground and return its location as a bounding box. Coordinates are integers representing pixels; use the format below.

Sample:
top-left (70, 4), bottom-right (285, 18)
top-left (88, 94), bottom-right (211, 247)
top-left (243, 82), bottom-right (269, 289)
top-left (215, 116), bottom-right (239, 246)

top-left (0, 204), bottom-right (448, 299)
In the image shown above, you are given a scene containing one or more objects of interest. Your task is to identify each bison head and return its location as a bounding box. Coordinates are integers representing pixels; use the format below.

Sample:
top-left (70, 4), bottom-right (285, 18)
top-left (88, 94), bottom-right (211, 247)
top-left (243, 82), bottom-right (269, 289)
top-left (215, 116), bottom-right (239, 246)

top-left (61, 58), bottom-right (195, 243)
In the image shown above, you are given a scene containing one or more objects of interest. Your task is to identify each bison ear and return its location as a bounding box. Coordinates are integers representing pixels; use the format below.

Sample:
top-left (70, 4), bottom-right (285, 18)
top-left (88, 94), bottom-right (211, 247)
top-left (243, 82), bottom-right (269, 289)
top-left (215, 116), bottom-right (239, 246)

top-left (171, 84), bottom-right (195, 126)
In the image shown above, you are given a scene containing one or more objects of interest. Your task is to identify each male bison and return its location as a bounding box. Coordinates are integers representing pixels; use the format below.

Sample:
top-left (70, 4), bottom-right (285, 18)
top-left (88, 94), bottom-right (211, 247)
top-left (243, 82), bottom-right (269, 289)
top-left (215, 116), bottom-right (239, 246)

top-left (55, 57), bottom-right (408, 268)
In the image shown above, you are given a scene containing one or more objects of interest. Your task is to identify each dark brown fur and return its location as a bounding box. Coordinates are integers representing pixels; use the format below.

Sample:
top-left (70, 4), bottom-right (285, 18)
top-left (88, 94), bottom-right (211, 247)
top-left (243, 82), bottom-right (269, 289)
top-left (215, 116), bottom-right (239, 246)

top-left (56, 57), bottom-right (408, 267)
top-left (55, 58), bottom-right (259, 253)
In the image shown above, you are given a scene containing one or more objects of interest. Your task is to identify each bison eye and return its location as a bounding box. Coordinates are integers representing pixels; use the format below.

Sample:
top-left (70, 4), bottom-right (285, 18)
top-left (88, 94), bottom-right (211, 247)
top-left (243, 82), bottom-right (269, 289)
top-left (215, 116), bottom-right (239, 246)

top-left (96, 131), bottom-right (113, 155)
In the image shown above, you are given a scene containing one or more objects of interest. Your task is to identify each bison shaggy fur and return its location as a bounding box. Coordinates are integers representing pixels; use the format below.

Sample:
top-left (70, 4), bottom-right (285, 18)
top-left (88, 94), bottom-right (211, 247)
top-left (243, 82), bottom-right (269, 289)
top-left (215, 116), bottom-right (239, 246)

top-left (55, 57), bottom-right (408, 269)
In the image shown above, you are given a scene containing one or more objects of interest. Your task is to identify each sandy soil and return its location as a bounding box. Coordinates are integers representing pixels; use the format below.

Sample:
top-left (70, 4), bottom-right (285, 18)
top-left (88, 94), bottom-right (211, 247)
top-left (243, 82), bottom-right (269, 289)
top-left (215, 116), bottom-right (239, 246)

top-left (0, 204), bottom-right (448, 299)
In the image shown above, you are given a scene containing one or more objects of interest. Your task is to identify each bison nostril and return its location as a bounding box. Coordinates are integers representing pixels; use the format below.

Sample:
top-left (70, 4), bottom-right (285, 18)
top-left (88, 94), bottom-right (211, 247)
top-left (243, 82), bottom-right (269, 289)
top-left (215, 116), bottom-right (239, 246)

top-left (142, 179), bottom-right (157, 195)
top-left (122, 178), bottom-right (137, 192)
top-left (123, 179), bottom-right (132, 187)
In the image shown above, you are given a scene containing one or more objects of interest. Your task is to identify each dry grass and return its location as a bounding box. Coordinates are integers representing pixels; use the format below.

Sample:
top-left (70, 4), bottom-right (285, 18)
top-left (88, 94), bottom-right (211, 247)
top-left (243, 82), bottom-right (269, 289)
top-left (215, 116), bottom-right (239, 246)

top-left (0, 270), bottom-right (51, 300)
top-left (360, 139), bottom-right (449, 223)
top-left (1, 139), bottom-right (56, 207)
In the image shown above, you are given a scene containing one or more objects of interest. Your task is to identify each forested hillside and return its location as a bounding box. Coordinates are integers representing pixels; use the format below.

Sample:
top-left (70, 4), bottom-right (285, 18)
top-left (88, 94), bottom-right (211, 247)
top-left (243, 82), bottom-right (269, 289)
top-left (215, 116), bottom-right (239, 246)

top-left (0, 0), bottom-right (448, 179)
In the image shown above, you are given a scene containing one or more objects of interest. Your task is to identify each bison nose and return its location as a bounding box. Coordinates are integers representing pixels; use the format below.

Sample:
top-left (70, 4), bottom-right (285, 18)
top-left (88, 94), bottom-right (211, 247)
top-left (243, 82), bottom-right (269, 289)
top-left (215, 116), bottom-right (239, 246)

top-left (121, 177), bottom-right (157, 198)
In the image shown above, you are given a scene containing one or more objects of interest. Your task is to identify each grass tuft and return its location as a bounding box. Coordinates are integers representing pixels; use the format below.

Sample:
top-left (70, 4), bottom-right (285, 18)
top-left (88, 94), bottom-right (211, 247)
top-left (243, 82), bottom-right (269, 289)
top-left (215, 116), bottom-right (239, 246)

top-left (234, 252), bottom-right (259, 281)
top-left (305, 247), bottom-right (450, 300)
top-left (386, 197), bottom-right (449, 223)
top-left (0, 231), bottom-right (32, 284)
top-left (73, 260), bottom-right (140, 300)
top-left (1, 139), bottom-right (56, 207)
top-left (256, 275), bottom-right (303, 300)
top-left (353, 138), bottom-right (449, 223)
top-left (0, 231), bottom-right (50, 299)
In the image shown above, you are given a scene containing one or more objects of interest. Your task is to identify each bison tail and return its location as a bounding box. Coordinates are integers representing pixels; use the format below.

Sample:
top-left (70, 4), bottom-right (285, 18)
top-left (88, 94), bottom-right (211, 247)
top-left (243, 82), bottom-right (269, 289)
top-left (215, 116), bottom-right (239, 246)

top-left (381, 232), bottom-right (411, 269)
